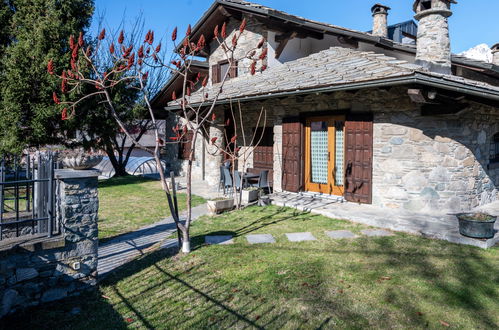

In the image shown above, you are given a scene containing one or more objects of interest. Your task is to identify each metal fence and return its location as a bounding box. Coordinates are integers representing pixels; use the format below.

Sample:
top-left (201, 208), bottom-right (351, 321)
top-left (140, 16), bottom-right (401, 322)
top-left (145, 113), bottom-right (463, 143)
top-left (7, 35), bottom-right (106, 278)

top-left (0, 153), bottom-right (57, 242)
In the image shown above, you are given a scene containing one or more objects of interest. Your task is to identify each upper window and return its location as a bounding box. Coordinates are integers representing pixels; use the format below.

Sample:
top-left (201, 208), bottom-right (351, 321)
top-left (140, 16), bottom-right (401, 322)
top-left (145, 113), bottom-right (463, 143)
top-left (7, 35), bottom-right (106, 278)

top-left (489, 133), bottom-right (499, 163)
top-left (212, 60), bottom-right (238, 84)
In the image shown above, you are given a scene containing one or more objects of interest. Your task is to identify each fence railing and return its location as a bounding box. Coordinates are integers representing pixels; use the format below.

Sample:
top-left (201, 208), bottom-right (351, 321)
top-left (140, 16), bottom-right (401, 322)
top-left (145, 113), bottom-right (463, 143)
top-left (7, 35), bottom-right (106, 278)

top-left (0, 153), bottom-right (57, 243)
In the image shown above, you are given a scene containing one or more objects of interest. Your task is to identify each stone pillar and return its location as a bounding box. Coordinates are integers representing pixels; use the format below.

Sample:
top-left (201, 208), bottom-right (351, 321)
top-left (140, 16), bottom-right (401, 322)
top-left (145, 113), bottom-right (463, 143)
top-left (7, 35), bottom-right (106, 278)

top-left (0, 169), bottom-right (99, 318)
top-left (205, 112), bottom-right (225, 187)
top-left (413, 0), bottom-right (456, 74)
top-left (371, 4), bottom-right (390, 38)
top-left (492, 44), bottom-right (499, 66)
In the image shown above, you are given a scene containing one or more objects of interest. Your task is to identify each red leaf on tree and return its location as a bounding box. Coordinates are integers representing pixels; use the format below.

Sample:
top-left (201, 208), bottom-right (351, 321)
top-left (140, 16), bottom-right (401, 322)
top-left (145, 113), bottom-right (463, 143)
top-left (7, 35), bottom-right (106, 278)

top-left (47, 59), bottom-right (54, 75)
top-left (221, 22), bottom-right (227, 39)
top-left (259, 48), bottom-right (268, 60)
top-left (197, 34), bottom-right (206, 50)
top-left (61, 108), bottom-right (68, 120)
top-left (196, 72), bottom-right (201, 82)
top-left (85, 46), bottom-right (92, 57)
top-left (186, 24), bottom-right (192, 36)
top-left (152, 53), bottom-right (158, 62)
top-left (138, 45), bottom-right (144, 58)
top-left (171, 27), bottom-right (177, 41)
top-left (78, 32), bottom-right (84, 47)
top-left (127, 53), bottom-right (135, 69)
top-left (123, 45), bottom-right (133, 58)
top-left (118, 30), bottom-right (125, 44)
top-left (109, 43), bottom-right (115, 54)
top-left (138, 58), bottom-right (143, 66)
top-left (261, 65), bottom-right (267, 72)
top-left (98, 28), bottom-right (106, 41)
top-left (230, 135), bottom-right (237, 144)
top-left (172, 91), bottom-right (177, 100)
top-left (250, 61), bottom-right (256, 75)
top-left (257, 38), bottom-right (265, 49)
top-left (231, 34), bottom-right (237, 47)
top-left (239, 18), bottom-right (247, 33)
top-left (52, 92), bottom-right (60, 105)
top-left (211, 137), bottom-right (218, 144)
top-left (70, 58), bottom-right (76, 71)
top-left (148, 30), bottom-right (154, 45)
top-left (61, 72), bottom-right (68, 93)
top-left (69, 35), bottom-right (75, 50)
top-left (211, 113), bottom-right (216, 121)
top-left (213, 25), bottom-right (219, 39)
top-left (202, 76), bottom-right (208, 87)
top-left (155, 43), bottom-right (161, 53)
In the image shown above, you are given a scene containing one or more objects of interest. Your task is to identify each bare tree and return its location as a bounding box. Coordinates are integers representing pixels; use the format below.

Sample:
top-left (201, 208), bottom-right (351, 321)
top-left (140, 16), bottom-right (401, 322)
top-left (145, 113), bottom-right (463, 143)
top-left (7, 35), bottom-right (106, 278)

top-left (49, 18), bottom-right (267, 253)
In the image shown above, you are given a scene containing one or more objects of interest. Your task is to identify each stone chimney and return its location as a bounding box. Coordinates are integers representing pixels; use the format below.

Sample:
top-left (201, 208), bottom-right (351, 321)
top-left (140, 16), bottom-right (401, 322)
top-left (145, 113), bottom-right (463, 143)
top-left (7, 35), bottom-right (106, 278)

top-left (413, 0), bottom-right (457, 74)
top-left (492, 44), bottom-right (499, 66)
top-left (371, 4), bottom-right (391, 38)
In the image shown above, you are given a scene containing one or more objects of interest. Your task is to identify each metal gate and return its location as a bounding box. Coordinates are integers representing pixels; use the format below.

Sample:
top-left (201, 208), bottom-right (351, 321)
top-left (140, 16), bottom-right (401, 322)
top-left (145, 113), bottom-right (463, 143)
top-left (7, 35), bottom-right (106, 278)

top-left (0, 153), bottom-right (57, 242)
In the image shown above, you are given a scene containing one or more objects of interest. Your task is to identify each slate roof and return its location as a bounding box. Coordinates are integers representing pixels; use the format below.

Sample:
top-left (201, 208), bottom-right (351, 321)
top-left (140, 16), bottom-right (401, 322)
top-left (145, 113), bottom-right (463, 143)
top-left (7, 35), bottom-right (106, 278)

top-left (169, 47), bottom-right (499, 107)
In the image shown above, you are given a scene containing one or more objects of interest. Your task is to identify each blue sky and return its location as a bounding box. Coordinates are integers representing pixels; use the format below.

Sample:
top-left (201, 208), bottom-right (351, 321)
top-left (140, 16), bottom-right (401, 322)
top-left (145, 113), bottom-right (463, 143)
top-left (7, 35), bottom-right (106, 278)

top-left (91, 0), bottom-right (499, 54)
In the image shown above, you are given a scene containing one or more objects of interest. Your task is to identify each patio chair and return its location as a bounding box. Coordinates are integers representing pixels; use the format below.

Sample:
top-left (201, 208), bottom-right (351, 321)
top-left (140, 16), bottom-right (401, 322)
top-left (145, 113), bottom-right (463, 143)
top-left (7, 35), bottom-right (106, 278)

top-left (251, 170), bottom-right (272, 194)
top-left (218, 166), bottom-right (225, 192)
top-left (222, 167), bottom-right (234, 195)
top-left (233, 171), bottom-right (243, 191)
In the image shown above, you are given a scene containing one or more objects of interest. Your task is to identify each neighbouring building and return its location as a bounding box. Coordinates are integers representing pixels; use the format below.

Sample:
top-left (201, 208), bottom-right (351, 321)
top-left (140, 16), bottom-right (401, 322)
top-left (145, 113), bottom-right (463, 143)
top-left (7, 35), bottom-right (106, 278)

top-left (152, 0), bottom-right (499, 214)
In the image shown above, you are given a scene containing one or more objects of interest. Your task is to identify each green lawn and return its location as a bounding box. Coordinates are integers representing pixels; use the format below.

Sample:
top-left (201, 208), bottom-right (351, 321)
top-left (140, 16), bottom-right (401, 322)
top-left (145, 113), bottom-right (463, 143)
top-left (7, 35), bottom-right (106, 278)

top-left (3, 206), bottom-right (498, 329)
top-left (98, 176), bottom-right (205, 241)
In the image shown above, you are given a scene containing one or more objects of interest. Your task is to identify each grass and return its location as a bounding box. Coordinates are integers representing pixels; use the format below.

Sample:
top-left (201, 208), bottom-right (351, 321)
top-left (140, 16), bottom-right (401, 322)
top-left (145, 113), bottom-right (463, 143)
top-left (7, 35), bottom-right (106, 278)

top-left (2, 206), bottom-right (498, 329)
top-left (97, 176), bottom-right (205, 241)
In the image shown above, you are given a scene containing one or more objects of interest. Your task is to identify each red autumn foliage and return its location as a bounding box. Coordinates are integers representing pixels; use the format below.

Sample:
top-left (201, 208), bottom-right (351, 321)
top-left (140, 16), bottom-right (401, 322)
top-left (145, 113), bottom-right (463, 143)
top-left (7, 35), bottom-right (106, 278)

top-left (123, 45), bottom-right (133, 58)
top-left (61, 108), bottom-right (68, 120)
top-left (109, 43), bottom-right (115, 54)
top-left (98, 28), bottom-right (106, 41)
top-left (78, 32), bottom-right (84, 47)
top-left (257, 38), bottom-right (265, 49)
top-left (197, 34), bottom-right (206, 50)
top-left (211, 137), bottom-right (218, 144)
top-left (155, 43), bottom-right (161, 53)
top-left (261, 64), bottom-right (267, 72)
top-left (239, 18), bottom-right (247, 33)
top-left (221, 22), bottom-right (227, 39)
top-left (70, 58), bottom-right (76, 71)
top-left (69, 35), bottom-right (75, 50)
top-left (53, 92), bottom-right (60, 105)
top-left (127, 53), bottom-right (135, 69)
top-left (61, 72), bottom-right (68, 93)
top-left (85, 46), bottom-right (92, 57)
top-left (259, 48), bottom-right (268, 60)
top-left (171, 27), bottom-right (177, 41)
top-left (138, 58), bottom-right (143, 66)
top-left (230, 135), bottom-right (237, 144)
top-left (138, 45), bottom-right (144, 58)
top-left (250, 61), bottom-right (256, 75)
top-left (202, 76), bottom-right (208, 87)
top-left (172, 91), bottom-right (177, 100)
top-left (186, 24), bottom-right (192, 36)
top-left (47, 59), bottom-right (54, 75)
top-left (232, 34), bottom-right (237, 47)
top-left (211, 113), bottom-right (216, 121)
top-left (118, 30), bottom-right (124, 44)
top-left (213, 25), bottom-right (219, 39)
top-left (152, 53), bottom-right (158, 62)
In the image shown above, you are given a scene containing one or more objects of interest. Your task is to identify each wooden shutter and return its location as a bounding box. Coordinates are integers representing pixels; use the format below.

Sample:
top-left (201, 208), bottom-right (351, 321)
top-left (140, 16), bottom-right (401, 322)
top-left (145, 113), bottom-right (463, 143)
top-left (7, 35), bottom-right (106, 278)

top-left (230, 60), bottom-right (238, 78)
top-left (179, 130), bottom-right (194, 160)
top-left (344, 115), bottom-right (373, 204)
top-left (211, 64), bottom-right (220, 84)
top-left (282, 118), bottom-right (303, 192)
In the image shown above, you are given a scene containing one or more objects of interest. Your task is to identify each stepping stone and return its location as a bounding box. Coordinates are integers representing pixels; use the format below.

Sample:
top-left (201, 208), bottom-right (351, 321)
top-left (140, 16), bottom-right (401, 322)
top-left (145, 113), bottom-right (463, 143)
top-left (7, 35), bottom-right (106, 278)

top-left (205, 235), bottom-right (234, 245)
top-left (361, 229), bottom-right (394, 237)
top-left (325, 230), bottom-right (358, 239)
top-left (285, 232), bottom-right (317, 242)
top-left (246, 234), bottom-right (276, 244)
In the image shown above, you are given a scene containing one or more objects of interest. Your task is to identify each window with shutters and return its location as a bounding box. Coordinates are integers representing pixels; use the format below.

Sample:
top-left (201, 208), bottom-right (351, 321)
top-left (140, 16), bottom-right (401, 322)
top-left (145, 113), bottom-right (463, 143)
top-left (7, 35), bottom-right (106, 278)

top-left (212, 60), bottom-right (238, 84)
top-left (179, 130), bottom-right (194, 160)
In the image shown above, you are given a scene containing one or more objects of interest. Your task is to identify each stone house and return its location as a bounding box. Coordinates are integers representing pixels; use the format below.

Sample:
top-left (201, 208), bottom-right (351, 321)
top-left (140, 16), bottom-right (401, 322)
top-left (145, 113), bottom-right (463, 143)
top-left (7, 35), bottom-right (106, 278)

top-left (152, 0), bottom-right (499, 214)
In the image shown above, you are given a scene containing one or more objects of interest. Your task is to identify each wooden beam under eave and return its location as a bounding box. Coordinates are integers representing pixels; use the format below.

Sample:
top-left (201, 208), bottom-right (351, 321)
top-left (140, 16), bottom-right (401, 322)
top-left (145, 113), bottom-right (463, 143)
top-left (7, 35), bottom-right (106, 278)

top-left (275, 31), bottom-right (298, 59)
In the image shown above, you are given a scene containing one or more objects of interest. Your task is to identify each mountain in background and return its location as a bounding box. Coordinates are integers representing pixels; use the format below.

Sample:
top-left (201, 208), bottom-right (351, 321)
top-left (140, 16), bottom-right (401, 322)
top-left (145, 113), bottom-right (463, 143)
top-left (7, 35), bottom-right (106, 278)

top-left (458, 44), bottom-right (492, 63)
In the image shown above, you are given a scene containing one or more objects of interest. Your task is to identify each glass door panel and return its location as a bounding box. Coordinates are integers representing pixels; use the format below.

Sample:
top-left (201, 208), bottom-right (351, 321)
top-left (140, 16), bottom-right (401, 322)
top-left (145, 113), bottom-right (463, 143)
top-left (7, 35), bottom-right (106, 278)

top-left (310, 121), bottom-right (329, 184)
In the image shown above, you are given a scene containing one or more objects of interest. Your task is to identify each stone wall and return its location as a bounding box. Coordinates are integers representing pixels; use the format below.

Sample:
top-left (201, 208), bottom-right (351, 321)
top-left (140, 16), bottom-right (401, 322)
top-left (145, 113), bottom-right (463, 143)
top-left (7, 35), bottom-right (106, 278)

top-left (0, 170), bottom-right (99, 318)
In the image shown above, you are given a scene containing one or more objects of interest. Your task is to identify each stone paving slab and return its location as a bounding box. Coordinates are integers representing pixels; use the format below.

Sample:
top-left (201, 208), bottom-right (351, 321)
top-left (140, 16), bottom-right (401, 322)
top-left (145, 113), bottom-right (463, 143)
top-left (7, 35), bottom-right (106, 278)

top-left (246, 234), bottom-right (276, 244)
top-left (205, 235), bottom-right (234, 245)
top-left (285, 232), bottom-right (317, 242)
top-left (360, 229), bottom-right (394, 237)
top-left (325, 230), bottom-right (358, 239)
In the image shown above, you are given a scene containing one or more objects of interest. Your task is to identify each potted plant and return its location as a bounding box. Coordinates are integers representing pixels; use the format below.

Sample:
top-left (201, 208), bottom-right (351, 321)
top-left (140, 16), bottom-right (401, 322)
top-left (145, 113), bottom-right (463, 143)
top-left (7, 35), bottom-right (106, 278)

top-left (241, 187), bottom-right (259, 204)
top-left (207, 197), bottom-right (235, 215)
top-left (57, 148), bottom-right (103, 170)
top-left (456, 212), bottom-right (497, 239)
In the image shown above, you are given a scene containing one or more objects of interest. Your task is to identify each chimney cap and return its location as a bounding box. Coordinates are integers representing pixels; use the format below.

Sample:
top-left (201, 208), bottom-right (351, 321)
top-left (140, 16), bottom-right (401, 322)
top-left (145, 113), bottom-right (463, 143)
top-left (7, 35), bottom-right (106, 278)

top-left (413, 0), bottom-right (457, 13)
top-left (371, 3), bottom-right (391, 14)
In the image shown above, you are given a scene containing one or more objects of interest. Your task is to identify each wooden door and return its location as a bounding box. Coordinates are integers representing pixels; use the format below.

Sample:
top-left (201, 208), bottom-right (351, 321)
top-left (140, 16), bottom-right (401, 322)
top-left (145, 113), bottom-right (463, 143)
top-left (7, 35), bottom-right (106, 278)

top-left (282, 118), bottom-right (303, 192)
top-left (304, 116), bottom-right (345, 195)
top-left (344, 115), bottom-right (373, 204)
